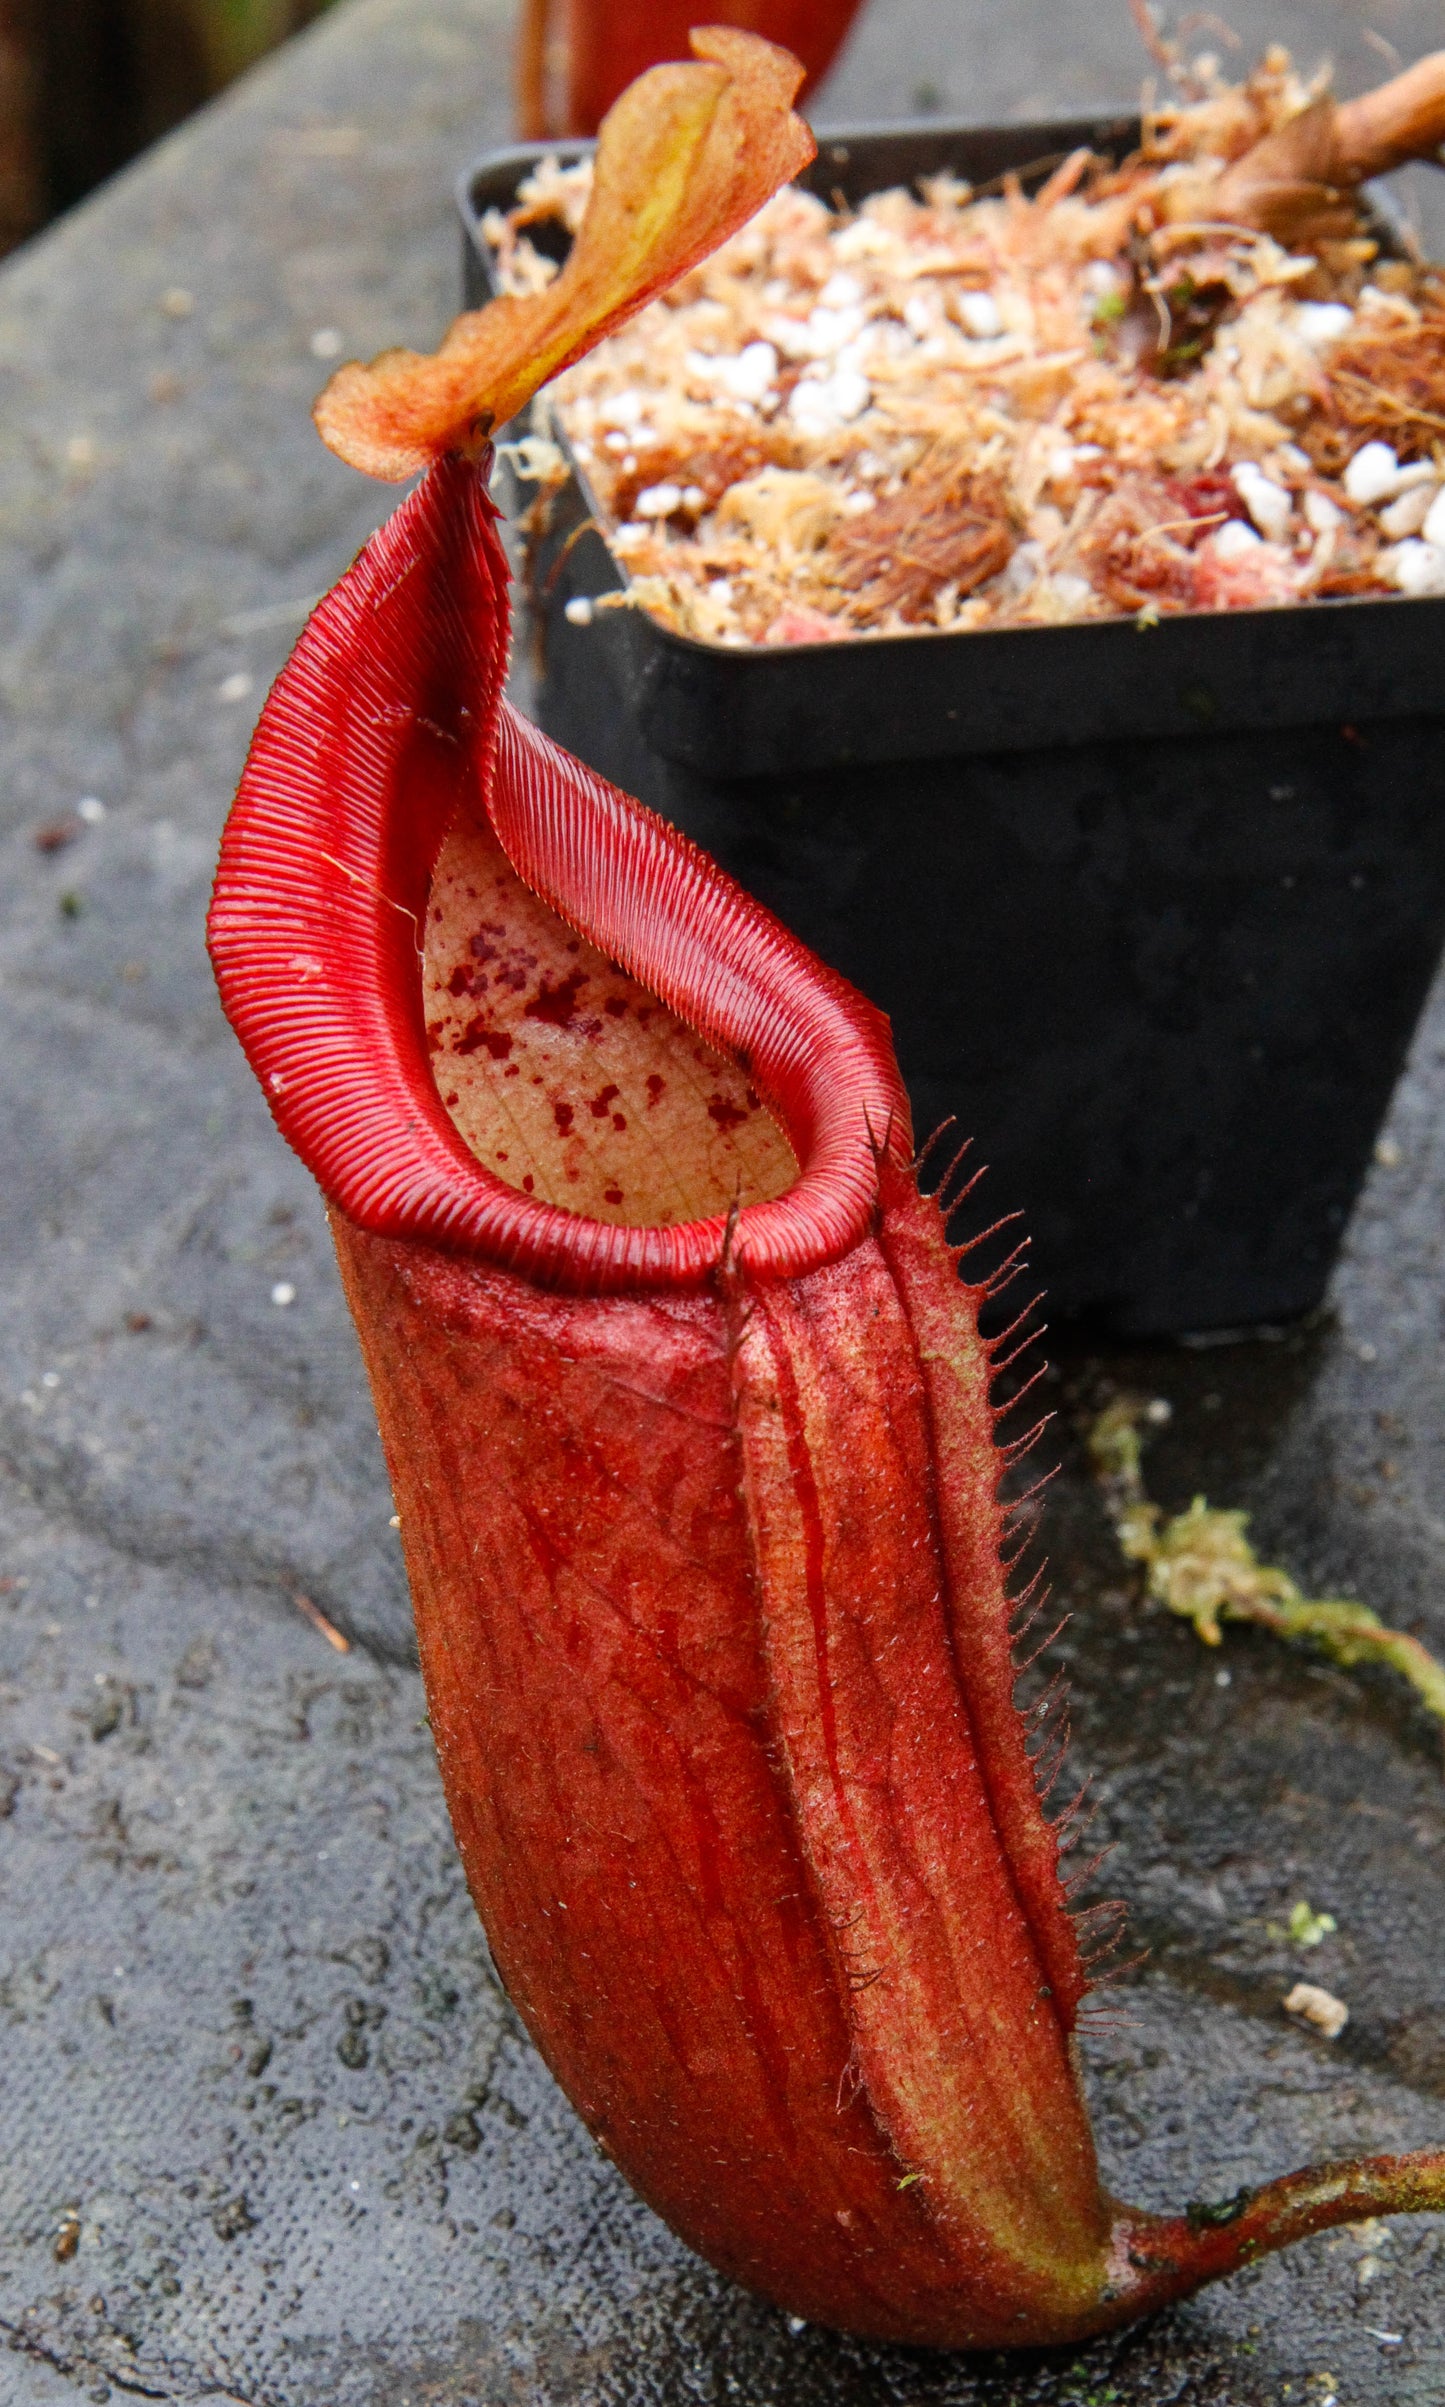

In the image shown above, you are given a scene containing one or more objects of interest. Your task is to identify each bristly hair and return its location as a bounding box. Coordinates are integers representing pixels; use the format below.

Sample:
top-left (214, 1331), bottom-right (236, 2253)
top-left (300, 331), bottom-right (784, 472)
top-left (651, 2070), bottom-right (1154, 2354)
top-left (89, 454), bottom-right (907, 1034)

top-left (1073, 1899), bottom-right (1130, 1960)
top-left (1000, 1465), bottom-right (1060, 1530)
top-left (1061, 1842), bottom-right (1116, 1905)
top-left (990, 1321), bottom-right (1049, 1384)
top-left (910, 1117), bottom-right (958, 1184)
top-left (1052, 1777), bottom-right (1099, 1852)
top-left (1075, 1945), bottom-right (1149, 2007)
top-left (913, 1120), bottom-right (982, 1222)
top-left (952, 1212), bottom-right (1026, 1267)
top-left (1014, 1615), bottom-right (1071, 1678)
top-left (927, 1112), bottom-right (1132, 2015)
top-left (992, 1359), bottom-right (1050, 1426)
top-left (986, 1292), bottom-right (1048, 1359)
top-left (1007, 1567), bottom-right (1054, 1640)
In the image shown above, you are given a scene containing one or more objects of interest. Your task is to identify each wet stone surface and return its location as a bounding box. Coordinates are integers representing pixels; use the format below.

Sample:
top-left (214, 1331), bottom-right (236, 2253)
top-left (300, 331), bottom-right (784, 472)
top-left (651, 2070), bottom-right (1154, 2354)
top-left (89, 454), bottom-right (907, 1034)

top-left (1, 0), bottom-right (1444, 2399)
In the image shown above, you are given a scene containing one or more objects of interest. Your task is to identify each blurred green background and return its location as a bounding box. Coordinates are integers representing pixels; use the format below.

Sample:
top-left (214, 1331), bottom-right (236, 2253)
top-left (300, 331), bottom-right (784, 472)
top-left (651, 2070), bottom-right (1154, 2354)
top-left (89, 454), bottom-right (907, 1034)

top-left (0, 0), bottom-right (339, 255)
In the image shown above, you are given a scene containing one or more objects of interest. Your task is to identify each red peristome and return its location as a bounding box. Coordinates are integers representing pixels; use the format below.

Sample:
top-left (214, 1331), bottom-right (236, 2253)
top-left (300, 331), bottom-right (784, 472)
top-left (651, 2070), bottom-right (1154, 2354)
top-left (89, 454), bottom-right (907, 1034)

top-left (209, 446), bottom-right (1445, 2347)
top-left (524, 1), bottom-right (865, 137)
top-left (208, 456), bottom-right (903, 1291)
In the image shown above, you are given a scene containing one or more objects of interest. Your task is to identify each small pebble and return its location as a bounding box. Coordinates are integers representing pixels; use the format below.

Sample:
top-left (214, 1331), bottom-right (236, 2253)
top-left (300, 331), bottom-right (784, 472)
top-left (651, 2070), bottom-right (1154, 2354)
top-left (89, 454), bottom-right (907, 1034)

top-left (1002, 540), bottom-right (1047, 596)
top-left (1374, 1135), bottom-right (1402, 1167)
top-left (1294, 301), bottom-right (1353, 348)
top-left (1379, 483), bottom-right (1435, 539)
top-left (1233, 462), bottom-right (1292, 542)
top-left (218, 671), bottom-right (254, 702)
top-left (158, 286), bottom-right (194, 317)
top-left (1212, 520), bottom-right (1263, 561)
top-left (563, 596), bottom-right (594, 626)
top-left (1344, 440), bottom-right (1403, 505)
top-left (1282, 1980), bottom-right (1349, 2039)
top-left (1386, 537), bottom-right (1445, 596)
top-left (801, 304), bottom-right (864, 357)
top-left (830, 368), bottom-right (871, 421)
top-left (634, 483), bottom-right (683, 518)
top-left (1423, 485), bottom-right (1445, 549)
top-left (956, 290), bottom-right (1003, 339)
top-left (723, 339), bottom-right (779, 402)
top-left (270, 1281), bottom-right (296, 1308)
top-left (309, 326), bottom-right (345, 360)
top-left (789, 369), bottom-right (871, 433)
top-left (604, 388), bottom-right (647, 429)
top-left (77, 795), bottom-right (106, 824)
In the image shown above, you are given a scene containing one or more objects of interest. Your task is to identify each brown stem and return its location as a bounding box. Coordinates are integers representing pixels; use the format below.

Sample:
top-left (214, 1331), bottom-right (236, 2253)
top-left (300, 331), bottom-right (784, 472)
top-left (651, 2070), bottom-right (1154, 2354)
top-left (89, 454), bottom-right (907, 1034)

top-left (1110, 2148), bottom-right (1445, 2321)
top-left (1208, 98), bottom-right (1356, 243)
top-left (1207, 51), bottom-right (1445, 243)
top-left (1336, 49), bottom-right (1445, 181)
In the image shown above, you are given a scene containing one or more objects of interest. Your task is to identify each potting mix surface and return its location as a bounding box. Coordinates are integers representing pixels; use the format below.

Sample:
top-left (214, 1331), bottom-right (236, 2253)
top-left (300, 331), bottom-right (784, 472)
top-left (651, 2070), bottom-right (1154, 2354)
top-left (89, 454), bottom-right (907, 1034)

top-left (491, 48), bottom-right (1445, 645)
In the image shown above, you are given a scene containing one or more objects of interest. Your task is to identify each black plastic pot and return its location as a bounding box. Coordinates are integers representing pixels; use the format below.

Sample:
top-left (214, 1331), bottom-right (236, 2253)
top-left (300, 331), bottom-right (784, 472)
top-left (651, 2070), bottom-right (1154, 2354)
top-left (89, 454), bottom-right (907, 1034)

top-left (459, 117), bottom-right (1445, 1336)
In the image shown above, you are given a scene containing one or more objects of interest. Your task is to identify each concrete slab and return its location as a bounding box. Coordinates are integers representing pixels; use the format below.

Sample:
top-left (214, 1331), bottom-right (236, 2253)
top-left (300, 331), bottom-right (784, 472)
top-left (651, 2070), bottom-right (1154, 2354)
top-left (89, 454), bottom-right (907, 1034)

top-left (1, 1), bottom-right (1443, 2399)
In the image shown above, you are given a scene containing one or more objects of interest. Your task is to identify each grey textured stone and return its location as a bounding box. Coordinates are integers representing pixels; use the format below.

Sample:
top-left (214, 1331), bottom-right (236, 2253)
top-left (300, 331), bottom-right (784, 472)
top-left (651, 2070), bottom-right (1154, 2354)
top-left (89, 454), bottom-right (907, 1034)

top-left (2, 0), bottom-right (1444, 2400)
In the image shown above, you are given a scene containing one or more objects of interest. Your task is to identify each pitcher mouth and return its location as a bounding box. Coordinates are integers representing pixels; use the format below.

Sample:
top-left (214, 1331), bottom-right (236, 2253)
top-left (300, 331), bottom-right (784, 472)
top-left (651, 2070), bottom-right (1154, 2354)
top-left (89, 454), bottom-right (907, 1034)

top-left (207, 453), bottom-right (909, 1294)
